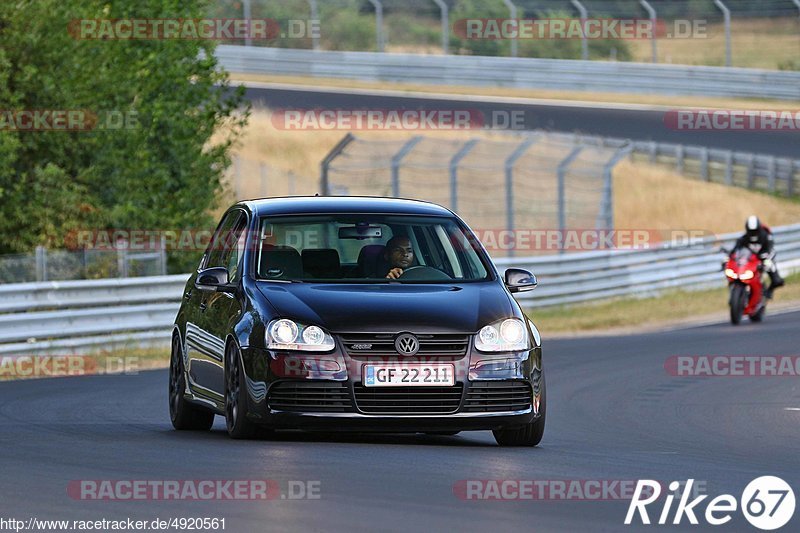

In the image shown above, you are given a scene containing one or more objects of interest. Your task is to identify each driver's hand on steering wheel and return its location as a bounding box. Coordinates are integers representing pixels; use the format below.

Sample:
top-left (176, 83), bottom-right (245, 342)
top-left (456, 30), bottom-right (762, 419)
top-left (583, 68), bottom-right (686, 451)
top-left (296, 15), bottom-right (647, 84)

top-left (386, 267), bottom-right (404, 279)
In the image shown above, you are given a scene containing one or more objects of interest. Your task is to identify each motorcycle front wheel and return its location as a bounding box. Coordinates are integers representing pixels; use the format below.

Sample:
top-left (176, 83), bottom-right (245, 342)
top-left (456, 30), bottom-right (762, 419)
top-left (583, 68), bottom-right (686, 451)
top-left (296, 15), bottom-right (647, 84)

top-left (729, 284), bottom-right (747, 325)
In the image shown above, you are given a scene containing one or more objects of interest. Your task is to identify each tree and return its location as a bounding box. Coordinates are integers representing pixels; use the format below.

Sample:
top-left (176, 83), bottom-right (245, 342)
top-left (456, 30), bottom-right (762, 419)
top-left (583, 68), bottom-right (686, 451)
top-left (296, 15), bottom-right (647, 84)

top-left (0, 0), bottom-right (248, 264)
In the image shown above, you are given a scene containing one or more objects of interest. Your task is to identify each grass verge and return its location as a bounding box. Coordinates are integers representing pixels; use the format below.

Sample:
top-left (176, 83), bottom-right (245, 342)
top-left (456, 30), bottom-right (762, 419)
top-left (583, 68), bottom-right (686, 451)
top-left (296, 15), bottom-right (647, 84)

top-left (529, 273), bottom-right (800, 336)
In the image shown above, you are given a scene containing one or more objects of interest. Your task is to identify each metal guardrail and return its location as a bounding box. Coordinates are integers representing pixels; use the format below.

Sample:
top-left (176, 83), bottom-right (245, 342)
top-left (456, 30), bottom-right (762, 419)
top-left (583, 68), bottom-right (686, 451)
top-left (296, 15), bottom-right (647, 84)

top-left (535, 131), bottom-right (800, 197)
top-left (215, 45), bottom-right (800, 101)
top-left (1, 225), bottom-right (799, 355)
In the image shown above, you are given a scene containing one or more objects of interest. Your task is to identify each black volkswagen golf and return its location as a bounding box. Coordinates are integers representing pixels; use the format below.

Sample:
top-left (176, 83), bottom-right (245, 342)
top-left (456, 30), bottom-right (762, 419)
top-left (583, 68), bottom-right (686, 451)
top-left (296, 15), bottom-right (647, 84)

top-left (170, 197), bottom-right (545, 446)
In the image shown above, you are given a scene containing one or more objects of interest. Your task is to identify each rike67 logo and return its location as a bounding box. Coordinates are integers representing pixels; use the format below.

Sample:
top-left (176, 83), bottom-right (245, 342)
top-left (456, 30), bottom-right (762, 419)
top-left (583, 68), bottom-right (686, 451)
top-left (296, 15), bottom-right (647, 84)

top-left (625, 477), bottom-right (795, 530)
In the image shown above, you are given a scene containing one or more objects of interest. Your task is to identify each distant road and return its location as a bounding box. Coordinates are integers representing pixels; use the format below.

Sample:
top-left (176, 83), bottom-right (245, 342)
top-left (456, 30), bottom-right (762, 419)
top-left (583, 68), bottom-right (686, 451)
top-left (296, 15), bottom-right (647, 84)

top-left (243, 83), bottom-right (800, 158)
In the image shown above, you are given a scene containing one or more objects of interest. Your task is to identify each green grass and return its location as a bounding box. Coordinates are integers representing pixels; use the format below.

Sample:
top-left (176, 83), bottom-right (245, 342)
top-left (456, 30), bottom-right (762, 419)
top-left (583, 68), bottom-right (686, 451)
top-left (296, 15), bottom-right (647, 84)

top-left (528, 272), bottom-right (800, 335)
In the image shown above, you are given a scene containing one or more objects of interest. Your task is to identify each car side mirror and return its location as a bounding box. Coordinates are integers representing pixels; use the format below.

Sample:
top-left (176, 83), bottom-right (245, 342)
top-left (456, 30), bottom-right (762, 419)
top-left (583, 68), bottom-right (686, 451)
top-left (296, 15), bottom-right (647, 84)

top-left (505, 268), bottom-right (538, 293)
top-left (195, 267), bottom-right (232, 292)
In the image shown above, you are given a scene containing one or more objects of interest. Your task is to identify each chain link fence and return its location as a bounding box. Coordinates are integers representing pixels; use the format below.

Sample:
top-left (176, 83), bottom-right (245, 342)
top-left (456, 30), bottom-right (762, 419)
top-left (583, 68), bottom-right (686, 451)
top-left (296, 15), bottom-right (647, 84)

top-left (0, 246), bottom-right (167, 284)
top-left (320, 131), bottom-right (630, 256)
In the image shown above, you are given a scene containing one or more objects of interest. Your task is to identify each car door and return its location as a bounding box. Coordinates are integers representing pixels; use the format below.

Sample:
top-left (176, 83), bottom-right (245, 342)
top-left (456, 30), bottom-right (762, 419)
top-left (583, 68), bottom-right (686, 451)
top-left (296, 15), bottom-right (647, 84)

top-left (186, 210), bottom-right (244, 399)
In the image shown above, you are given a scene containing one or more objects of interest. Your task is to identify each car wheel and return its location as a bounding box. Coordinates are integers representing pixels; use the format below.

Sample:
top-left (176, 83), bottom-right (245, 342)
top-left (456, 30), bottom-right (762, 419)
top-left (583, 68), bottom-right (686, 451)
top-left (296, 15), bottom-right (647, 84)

top-left (169, 334), bottom-right (215, 431)
top-left (493, 376), bottom-right (546, 447)
top-left (225, 342), bottom-right (259, 439)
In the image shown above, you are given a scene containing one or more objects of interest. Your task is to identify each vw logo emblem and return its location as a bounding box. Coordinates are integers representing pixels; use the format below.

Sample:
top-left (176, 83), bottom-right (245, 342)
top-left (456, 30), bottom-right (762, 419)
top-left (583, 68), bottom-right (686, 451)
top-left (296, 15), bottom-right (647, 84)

top-left (395, 333), bottom-right (419, 356)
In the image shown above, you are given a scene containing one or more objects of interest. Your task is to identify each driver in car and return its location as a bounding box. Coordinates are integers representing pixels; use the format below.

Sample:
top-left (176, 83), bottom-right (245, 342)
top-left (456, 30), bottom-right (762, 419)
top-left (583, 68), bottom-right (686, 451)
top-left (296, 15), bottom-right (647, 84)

top-left (384, 236), bottom-right (415, 279)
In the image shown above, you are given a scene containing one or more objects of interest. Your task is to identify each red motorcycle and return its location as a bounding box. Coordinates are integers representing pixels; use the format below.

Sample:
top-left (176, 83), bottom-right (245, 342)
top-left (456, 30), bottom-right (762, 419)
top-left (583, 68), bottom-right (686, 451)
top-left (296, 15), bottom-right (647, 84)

top-left (721, 247), bottom-right (766, 325)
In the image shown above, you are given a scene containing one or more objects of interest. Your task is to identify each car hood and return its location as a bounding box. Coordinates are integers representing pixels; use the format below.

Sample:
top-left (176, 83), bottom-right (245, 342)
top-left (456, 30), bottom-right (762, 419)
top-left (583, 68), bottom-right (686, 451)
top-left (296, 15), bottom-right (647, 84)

top-left (255, 282), bottom-right (516, 333)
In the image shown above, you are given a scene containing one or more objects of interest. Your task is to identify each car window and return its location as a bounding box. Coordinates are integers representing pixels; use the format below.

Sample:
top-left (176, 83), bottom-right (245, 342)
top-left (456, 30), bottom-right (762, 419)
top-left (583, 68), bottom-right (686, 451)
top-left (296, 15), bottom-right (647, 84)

top-left (255, 214), bottom-right (490, 283)
top-left (205, 210), bottom-right (246, 278)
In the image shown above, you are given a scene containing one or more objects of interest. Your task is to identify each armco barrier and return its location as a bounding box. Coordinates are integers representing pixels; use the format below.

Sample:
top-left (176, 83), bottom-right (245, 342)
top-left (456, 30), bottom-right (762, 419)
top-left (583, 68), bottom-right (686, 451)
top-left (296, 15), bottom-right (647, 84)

top-left (214, 45), bottom-right (800, 101)
top-left (1, 225), bottom-right (799, 355)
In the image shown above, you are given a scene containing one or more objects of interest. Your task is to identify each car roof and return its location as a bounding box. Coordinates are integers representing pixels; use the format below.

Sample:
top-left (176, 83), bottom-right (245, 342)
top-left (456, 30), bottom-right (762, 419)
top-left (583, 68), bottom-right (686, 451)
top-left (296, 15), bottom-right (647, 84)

top-left (239, 196), bottom-right (455, 218)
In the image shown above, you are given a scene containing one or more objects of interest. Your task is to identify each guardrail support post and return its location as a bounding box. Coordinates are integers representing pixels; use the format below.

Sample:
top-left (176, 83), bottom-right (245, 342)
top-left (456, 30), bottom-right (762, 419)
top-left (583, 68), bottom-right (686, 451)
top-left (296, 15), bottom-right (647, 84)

top-left (432, 0), bottom-right (449, 54)
top-left (599, 144), bottom-right (632, 231)
top-left (391, 136), bottom-right (424, 198)
top-left (639, 0), bottom-right (658, 63)
top-left (449, 139), bottom-right (478, 211)
top-left (649, 141), bottom-right (657, 163)
top-left (557, 146), bottom-right (584, 253)
top-left (571, 0), bottom-right (589, 60)
top-left (504, 136), bottom-right (538, 255)
top-left (724, 151), bottom-right (733, 185)
top-left (700, 147), bottom-right (709, 181)
top-left (320, 133), bottom-right (356, 196)
top-left (308, 0), bottom-right (321, 50)
top-left (791, 161), bottom-right (799, 197)
top-left (502, 0), bottom-right (519, 58)
top-left (676, 145), bottom-right (685, 174)
top-left (367, 0), bottom-right (385, 52)
top-left (713, 0), bottom-right (732, 67)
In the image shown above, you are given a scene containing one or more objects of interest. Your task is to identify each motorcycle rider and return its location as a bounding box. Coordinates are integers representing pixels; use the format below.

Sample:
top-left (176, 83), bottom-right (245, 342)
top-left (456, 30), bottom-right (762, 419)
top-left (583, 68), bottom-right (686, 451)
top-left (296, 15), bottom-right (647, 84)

top-left (732, 215), bottom-right (784, 298)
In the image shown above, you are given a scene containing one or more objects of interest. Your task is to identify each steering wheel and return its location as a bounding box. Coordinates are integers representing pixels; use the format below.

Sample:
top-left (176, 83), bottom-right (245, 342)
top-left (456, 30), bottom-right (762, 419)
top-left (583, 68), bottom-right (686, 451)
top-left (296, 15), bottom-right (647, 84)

top-left (398, 266), bottom-right (452, 281)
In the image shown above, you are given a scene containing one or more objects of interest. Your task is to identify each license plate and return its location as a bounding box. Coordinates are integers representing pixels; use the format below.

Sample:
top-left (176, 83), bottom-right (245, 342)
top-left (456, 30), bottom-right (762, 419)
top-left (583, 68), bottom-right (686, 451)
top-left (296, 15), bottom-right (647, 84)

top-left (363, 364), bottom-right (455, 387)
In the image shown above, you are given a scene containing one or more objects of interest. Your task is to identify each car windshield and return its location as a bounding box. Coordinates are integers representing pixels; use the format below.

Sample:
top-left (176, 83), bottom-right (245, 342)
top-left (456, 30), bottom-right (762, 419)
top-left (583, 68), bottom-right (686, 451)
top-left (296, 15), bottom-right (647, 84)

top-left (254, 214), bottom-right (491, 283)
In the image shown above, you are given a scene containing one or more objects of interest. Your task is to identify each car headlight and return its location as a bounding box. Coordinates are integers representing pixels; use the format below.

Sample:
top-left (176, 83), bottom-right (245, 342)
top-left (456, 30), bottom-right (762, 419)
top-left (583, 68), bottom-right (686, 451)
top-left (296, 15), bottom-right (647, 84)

top-left (739, 270), bottom-right (755, 280)
top-left (475, 318), bottom-right (530, 352)
top-left (267, 319), bottom-right (335, 352)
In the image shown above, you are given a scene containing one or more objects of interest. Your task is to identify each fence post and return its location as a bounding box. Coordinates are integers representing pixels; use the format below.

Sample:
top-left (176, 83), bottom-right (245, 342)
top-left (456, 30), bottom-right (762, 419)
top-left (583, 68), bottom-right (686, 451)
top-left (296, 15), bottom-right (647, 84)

top-left (432, 0), bottom-right (449, 54)
top-left (746, 154), bottom-right (755, 189)
top-left (307, 0), bottom-right (320, 50)
top-left (791, 160), bottom-right (799, 197)
top-left (557, 146), bottom-right (584, 253)
top-left (367, 0), bottom-right (385, 52)
top-left (449, 139), bottom-right (478, 211)
top-left (260, 163), bottom-right (268, 197)
top-left (639, 0), bottom-right (658, 63)
top-left (676, 145), bottom-right (685, 174)
top-left (600, 144), bottom-right (632, 231)
top-left (724, 151), bottom-right (733, 185)
top-left (713, 0), bottom-right (732, 67)
top-left (159, 234), bottom-right (168, 276)
top-left (502, 0), bottom-right (519, 58)
top-left (320, 133), bottom-right (356, 195)
top-left (768, 156), bottom-right (777, 192)
top-left (117, 240), bottom-right (128, 278)
top-left (504, 136), bottom-right (538, 253)
top-left (391, 136), bottom-right (424, 198)
top-left (242, 0), bottom-right (252, 47)
top-left (570, 0), bottom-right (589, 61)
top-left (35, 246), bottom-right (47, 282)
top-left (700, 147), bottom-right (709, 181)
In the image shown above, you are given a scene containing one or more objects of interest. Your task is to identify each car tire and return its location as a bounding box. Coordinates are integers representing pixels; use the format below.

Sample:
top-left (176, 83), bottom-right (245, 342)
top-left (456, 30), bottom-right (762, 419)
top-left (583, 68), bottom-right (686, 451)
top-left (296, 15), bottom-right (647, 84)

top-left (225, 342), bottom-right (259, 439)
top-left (169, 334), bottom-right (215, 431)
top-left (493, 376), bottom-right (546, 447)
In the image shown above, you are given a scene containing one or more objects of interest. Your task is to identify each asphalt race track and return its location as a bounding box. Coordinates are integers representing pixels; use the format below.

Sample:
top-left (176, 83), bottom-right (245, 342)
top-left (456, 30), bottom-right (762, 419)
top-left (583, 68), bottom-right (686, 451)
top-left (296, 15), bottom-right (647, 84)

top-left (1, 311), bottom-right (798, 532)
top-left (243, 85), bottom-right (800, 158)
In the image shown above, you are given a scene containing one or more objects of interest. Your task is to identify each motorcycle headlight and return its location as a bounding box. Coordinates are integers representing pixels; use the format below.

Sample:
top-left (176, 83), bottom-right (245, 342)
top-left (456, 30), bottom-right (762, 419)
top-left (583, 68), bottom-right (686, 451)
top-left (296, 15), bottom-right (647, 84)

top-left (724, 268), bottom-right (737, 279)
top-left (267, 319), bottom-right (335, 352)
top-left (739, 270), bottom-right (755, 280)
top-left (475, 318), bottom-right (530, 352)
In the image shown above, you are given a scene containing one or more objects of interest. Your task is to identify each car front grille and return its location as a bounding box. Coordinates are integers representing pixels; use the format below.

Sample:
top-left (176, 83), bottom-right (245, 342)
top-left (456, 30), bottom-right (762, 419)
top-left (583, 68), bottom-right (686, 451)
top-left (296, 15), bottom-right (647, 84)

top-left (462, 381), bottom-right (532, 412)
top-left (340, 333), bottom-right (469, 358)
top-left (268, 381), bottom-right (353, 413)
top-left (352, 383), bottom-right (464, 414)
